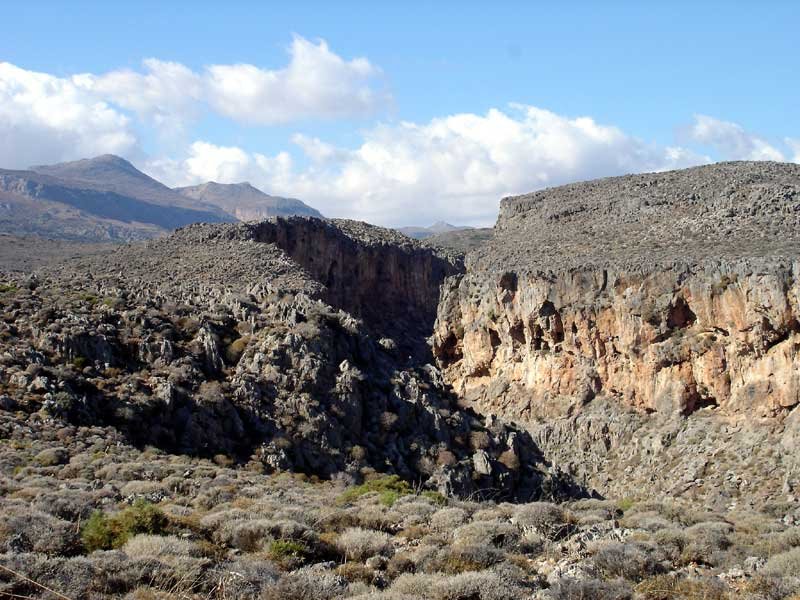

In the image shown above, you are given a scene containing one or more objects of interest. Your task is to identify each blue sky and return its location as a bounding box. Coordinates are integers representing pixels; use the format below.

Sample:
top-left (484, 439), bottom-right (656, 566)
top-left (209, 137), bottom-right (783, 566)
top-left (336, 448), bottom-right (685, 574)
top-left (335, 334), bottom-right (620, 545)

top-left (1, 1), bottom-right (798, 226)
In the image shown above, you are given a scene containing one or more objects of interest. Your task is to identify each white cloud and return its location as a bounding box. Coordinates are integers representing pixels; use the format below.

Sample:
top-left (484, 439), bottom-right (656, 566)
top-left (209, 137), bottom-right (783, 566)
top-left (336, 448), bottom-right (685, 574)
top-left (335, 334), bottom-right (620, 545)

top-left (786, 138), bottom-right (800, 163)
top-left (74, 59), bottom-right (203, 134)
top-left (0, 62), bottom-right (138, 169)
top-left (0, 36), bottom-right (387, 168)
top-left (2, 52), bottom-right (795, 228)
top-left (65, 36), bottom-right (386, 131)
top-left (151, 105), bottom-right (708, 226)
top-left (205, 35), bottom-right (388, 124)
top-left (687, 114), bottom-right (785, 161)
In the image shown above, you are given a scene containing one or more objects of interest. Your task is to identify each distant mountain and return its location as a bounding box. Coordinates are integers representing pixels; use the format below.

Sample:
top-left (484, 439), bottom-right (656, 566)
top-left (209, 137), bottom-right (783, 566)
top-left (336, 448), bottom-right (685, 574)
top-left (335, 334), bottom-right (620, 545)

top-left (175, 181), bottom-right (322, 221)
top-left (0, 155), bottom-right (234, 242)
top-left (397, 221), bottom-right (472, 240)
top-left (30, 154), bottom-right (230, 218)
top-left (421, 227), bottom-right (494, 253)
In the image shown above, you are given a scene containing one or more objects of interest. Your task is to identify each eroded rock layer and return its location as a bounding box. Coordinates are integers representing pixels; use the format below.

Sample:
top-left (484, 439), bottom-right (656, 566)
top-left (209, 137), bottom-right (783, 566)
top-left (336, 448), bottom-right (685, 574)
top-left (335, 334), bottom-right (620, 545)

top-left (433, 161), bottom-right (800, 505)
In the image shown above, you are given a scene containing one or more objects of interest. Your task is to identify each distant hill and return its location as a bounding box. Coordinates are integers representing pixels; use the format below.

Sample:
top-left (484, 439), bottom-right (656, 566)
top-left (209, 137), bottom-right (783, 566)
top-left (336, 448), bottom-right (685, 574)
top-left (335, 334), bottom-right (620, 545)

top-left (175, 181), bottom-right (322, 221)
top-left (397, 221), bottom-right (471, 239)
top-left (30, 154), bottom-right (229, 218)
top-left (422, 227), bottom-right (494, 253)
top-left (0, 155), bottom-right (323, 243)
top-left (0, 165), bottom-right (232, 242)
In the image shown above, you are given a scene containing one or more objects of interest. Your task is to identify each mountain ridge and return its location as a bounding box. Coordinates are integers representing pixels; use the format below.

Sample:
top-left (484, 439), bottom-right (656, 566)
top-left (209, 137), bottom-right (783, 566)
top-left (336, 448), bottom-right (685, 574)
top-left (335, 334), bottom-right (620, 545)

top-left (176, 180), bottom-right (322, 221)
top-left (0, 154), bottom-right (323, 242)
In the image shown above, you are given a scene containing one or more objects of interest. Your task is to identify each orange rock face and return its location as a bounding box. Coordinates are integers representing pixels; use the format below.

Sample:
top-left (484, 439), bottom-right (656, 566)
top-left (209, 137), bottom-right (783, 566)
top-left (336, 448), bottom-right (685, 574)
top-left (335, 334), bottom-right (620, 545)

top-left (434, 262), bottom-right (800, 420)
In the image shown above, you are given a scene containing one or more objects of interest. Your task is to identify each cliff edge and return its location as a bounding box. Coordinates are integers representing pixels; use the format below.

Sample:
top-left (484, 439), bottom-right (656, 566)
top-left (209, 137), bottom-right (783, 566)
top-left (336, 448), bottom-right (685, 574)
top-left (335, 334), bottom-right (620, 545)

top-left (433, 161), bottom-right (800, 504)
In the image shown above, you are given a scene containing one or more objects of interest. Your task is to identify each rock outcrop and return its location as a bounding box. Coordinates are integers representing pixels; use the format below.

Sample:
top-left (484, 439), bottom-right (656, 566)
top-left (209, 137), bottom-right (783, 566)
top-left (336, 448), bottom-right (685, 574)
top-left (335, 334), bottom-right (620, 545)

top-left (433, 161), bottom-right (800, 504)
top-left (249, 218), bottom-right (462, 356)
top-left (0, 218), bottom-right (581, 502)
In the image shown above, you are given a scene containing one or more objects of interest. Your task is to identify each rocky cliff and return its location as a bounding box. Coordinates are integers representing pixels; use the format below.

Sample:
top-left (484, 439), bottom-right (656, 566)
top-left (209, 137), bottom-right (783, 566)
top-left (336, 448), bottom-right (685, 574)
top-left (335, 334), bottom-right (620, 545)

top-left (249, 218), bottom-right (462, 358)
top-left (433, 162), bottom-right (800, 505)
top-left (0, 218), bottom-right (580, 502)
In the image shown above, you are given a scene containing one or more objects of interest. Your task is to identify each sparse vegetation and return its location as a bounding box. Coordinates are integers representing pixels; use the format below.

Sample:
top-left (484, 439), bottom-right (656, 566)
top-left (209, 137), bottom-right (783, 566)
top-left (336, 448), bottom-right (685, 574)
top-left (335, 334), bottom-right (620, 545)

top-left (81, 500), bottom-right (168, 551)
top-left (0, 386), bottom-right (797, 599)
top-left (338, 475), bottom-right (414, 506)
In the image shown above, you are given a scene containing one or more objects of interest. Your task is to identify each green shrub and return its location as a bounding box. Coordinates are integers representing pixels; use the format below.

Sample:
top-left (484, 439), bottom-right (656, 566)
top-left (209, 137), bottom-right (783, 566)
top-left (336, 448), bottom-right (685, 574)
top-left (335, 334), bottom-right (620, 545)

top-left (101, 296), bottom-right (125, 309)
top-left (337, 474), bottom-right (413, 505)
top-left (81, 511), bottom-right (115, 552)
top-left (268, 539), bottom-right (308, 562)
top-left (422, 491), bottom-right (448, 506)
top-left (380, 490), bottom-right (401, 507)
top-left (81, 500), bottom-right (168, 551)
top-left (78, 293), bottom-right (98, 305)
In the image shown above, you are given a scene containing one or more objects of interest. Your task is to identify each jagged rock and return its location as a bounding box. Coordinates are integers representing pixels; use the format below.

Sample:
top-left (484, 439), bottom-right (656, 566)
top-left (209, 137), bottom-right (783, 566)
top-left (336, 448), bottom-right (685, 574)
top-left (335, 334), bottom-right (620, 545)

top-left (0, 217), bottom-right (574, 502)
top-left (433, 161), bottom-right (800, 502)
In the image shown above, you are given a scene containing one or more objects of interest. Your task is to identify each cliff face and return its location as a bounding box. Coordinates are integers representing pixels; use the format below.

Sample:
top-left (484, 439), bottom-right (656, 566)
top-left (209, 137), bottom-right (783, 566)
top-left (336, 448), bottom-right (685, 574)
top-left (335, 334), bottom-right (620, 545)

top-left (0, 219), bottom-right (580, 502)
top-left (433, 161), bottom-right (800, 504)
top-left (250, 218), bottom-right (463, 357)
top-left (435, 262), bottom-right (800, 417)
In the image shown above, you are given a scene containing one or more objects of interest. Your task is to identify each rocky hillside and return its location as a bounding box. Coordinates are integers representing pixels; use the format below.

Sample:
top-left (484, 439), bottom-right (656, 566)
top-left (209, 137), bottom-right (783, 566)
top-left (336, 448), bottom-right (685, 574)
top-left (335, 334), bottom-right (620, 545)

top-left (176, 181), bottom-right (322, 221)
top-left (433, 161), bottom-right (800, 505)
top-left (0, 218), bottom-right (580, 503)
top-left (3, 167), bottom-right (800, 598)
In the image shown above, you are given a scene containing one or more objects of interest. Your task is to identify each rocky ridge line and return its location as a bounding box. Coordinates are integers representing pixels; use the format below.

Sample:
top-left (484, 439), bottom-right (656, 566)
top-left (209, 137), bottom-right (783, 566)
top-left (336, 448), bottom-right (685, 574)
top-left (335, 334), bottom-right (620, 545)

top-left (433, 161), bottom-right (800, 506)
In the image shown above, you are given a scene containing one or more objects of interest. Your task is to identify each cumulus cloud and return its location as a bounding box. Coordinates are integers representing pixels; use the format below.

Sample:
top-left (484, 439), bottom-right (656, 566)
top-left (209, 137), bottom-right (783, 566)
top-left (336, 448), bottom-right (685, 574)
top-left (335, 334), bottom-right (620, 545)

top-left (0, 62), bottom-right (138, 168)
top-left (205, 36), bottom-right (388, 123)
top-left (3, 50), bottom-right (795, 227)
top-left (74, 59), bottom-right (203, 133)
top-left (74, 35), bottom-right (387, 129)
top-left (786, 138), bottom-right (800, 163)
top-left (0, 36), bottom-right (387, 168)
top-left (687, 114), bottom-right (785, 161)
top-left (149, 105), bottom-right (708, 226)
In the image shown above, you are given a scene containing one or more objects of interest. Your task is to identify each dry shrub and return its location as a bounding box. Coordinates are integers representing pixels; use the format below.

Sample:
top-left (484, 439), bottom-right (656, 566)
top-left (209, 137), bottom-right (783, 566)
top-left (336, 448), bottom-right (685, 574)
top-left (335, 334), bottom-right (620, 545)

top-left (452, 520), bottom-right (519, 550)
top-left (513, 502), bottom-right (571, 540)
top-left (422, 544), bottom-right (503, 574)
top-left (762, 547), bottom-right (800, 577)
top-left (636, 574), bottom-right (731, 600)
top-left (679, 522), bottom-right (732, 567)
top-left (122, 534), bottom-right (202, 559)
top-left (261, 565), bottom-right (348, 600)
top-left (336, 527), bottom-right (393, 561)
top-left (336, 561), bottom-right (376, 584)
top-left (430, 508), bottom-right (468, 532)
top-left (431, 570), bottom-right (529, 600)
top-left (549, 577), bottom-right (633, 600)
top-left (0, 510), bottom-right (82, 556)
top-left (592, 541), bottom-right (665, 582)
top-left (208, 556), bottom-right (280, 599)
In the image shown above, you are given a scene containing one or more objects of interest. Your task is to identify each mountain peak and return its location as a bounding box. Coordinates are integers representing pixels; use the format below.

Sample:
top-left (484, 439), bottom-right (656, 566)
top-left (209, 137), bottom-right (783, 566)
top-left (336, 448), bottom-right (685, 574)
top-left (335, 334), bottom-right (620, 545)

top-left (27, 155), bottom-right (233, 218)
top-left (175, 180), bottom-right (322, 221)
top-left (30, 154), bottom-right (139, 176)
